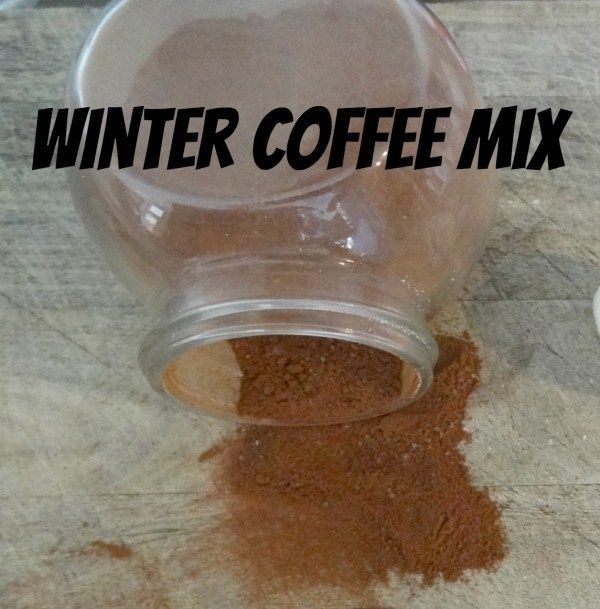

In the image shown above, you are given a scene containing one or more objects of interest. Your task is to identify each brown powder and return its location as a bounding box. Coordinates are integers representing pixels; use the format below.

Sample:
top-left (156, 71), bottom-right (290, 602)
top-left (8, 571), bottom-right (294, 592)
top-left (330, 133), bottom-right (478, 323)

top-left (89, 540), bottom-right (133, 560)
top-left (197, 442), bottom-right (231, 464)
top-left (204, 333), bottom-right (504, 603)
top-left (230, 336), bottom-right (406, 423)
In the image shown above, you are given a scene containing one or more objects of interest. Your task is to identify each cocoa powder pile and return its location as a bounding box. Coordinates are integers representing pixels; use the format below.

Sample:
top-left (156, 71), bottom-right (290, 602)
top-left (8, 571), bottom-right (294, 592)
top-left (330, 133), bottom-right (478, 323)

top-left (230, 336), bottom-right (405, 423)
top-left (202, 334), bottom-right (505, 602)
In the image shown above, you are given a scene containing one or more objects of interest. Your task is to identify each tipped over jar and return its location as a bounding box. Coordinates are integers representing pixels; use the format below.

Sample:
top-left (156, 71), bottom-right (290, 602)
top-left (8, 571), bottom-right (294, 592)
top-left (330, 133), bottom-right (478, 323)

top-left (68, 0), bottom-right (497, 425)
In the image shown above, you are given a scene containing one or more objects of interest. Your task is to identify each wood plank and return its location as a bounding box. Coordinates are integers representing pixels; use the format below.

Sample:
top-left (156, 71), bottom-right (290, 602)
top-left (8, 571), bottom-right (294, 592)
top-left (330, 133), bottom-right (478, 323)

top-left (0, 2), bottom-right (599, 608)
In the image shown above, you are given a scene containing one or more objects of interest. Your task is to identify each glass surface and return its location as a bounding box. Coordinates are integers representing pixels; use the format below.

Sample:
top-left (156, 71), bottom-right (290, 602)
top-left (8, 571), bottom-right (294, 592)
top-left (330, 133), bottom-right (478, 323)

top-left (68, 0), bottom-right (497, 424)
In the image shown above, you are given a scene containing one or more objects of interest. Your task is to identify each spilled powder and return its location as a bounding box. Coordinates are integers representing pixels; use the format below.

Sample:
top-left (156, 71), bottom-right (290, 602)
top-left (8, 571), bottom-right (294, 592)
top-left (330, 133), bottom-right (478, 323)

top-left (85, 540), bottom-right (171, 608)
top-left (89, 540), bottom-right (133, 560)
top-left (230, 336), bottom-right (406, 423)
top-left (201, 334), bottom-right (505, 602)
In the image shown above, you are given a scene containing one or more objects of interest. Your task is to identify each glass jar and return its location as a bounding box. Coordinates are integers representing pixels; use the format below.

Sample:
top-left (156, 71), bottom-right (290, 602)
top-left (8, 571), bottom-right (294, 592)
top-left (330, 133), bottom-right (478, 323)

top-left (68, 0), bottom-right (497, 425)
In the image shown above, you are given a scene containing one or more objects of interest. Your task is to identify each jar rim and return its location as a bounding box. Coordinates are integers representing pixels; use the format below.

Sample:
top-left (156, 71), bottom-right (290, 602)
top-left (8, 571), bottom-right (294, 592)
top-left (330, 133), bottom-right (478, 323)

top-left (139, 298), bottom-right (438, 426)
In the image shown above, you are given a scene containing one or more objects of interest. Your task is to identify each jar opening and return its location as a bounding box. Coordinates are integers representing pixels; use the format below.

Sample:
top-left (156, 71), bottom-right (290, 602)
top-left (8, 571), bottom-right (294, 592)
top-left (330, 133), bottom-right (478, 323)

top-left (140, 300), bottom-right (438, 426)
top-left (162, 335), bottom-right (423, 426)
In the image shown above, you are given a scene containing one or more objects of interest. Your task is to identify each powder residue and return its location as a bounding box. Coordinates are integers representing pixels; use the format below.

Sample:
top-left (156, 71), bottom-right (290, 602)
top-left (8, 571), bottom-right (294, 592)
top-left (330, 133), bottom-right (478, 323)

top-left (89, 540), bottom-right (133, 560)
top-left (198, 440), bottom-right (233, 464)
top-left (230, 335), bottom-right (405, 423)
top-left (205, 334), bottom-right (505, 602)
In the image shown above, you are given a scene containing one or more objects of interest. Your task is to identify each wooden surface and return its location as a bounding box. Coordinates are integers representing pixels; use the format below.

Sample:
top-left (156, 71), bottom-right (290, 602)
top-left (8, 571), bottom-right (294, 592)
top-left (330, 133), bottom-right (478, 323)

top-left (1, 1), bottom-right (600, 607)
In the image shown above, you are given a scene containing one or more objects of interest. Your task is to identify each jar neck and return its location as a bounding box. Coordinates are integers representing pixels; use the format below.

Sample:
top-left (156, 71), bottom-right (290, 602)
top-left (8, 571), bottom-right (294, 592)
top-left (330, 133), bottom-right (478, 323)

top-left (139, 298), bottom-right (439, 425)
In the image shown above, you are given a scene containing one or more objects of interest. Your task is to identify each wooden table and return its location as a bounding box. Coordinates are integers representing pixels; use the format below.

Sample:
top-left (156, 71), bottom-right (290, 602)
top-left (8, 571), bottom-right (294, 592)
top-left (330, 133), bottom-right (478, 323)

top-left (1, 2), bottom-right (599, 607)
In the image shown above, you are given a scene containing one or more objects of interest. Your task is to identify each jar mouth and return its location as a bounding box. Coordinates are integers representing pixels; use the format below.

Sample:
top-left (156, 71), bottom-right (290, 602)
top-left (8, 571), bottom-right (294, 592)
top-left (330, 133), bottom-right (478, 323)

top-left (139, 299), bottom-right (438, 426)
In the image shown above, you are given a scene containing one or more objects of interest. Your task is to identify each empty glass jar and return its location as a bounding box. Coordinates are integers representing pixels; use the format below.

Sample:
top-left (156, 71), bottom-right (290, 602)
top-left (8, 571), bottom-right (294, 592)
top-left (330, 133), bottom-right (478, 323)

top-left (68, 0), bottom-right (496, 425)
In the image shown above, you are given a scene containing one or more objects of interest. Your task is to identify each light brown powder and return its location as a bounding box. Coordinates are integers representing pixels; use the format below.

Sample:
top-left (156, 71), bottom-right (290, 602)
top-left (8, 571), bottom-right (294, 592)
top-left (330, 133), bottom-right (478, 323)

top-left (203, 333), bottom-right (505, 603)
top-left (230, 335), bottom-right (405, 423)
top-left (89, 540), bottom-right (133, 560)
